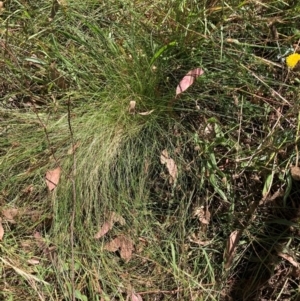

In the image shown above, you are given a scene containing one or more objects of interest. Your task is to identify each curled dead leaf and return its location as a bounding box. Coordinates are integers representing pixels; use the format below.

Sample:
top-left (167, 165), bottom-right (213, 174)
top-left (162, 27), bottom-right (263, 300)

top-left (45, 167), bottom-right (61, 191)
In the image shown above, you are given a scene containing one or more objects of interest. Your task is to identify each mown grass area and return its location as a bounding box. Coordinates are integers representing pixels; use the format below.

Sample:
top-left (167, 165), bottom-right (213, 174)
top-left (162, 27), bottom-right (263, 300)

top-left (1, 0), bottom-right (300, 300)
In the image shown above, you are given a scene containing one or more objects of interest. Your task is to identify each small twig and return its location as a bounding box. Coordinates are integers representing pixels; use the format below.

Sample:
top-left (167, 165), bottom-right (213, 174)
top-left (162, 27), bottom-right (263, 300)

top-left (67, 96), bottom-right (76, 301)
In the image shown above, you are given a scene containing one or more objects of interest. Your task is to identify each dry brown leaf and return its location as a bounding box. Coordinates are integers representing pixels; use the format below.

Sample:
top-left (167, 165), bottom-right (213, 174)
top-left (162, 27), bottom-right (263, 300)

top-left (278, 252), bottom-right (299, 268)
top-left (0, 218), bottom-right (4, 240)
top-left (0, 2), bottom-right (3, 9)
top-left (105, 235), bottom-right (134, 262)
top-left (94, 212), bottom-right (125, 239)
top-left (45, 167), bottom-right (61, 191)
top-left (138, 110), bottom-right (154, 116)
top-left (224, 229), bottom-right (242, 269)
top-left (160, 149), bottom-right (178, 182)
top-left (130, 292), bottom-right (143, 301)
top-left (2, 208), bottom-right (18, 224)
top-left (290, 165), bottom-right (300, 181)
top-left (129, 101), bottom-right (136, 114)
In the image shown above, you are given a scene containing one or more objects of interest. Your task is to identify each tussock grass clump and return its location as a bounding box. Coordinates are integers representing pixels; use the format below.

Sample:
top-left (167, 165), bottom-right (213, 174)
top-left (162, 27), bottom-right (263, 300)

top-left (1, 1), bottom-right (300, 300)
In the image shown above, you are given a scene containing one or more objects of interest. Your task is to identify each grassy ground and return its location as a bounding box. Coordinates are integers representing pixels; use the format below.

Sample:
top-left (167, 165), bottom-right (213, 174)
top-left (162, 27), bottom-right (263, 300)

top-left (1, 0), bottom-right (300, 300)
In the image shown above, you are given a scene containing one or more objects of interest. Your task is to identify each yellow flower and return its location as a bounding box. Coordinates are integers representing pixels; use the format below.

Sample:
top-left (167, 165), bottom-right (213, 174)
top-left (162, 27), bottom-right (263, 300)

top-left (286, 53), bottom-right (300, 69)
